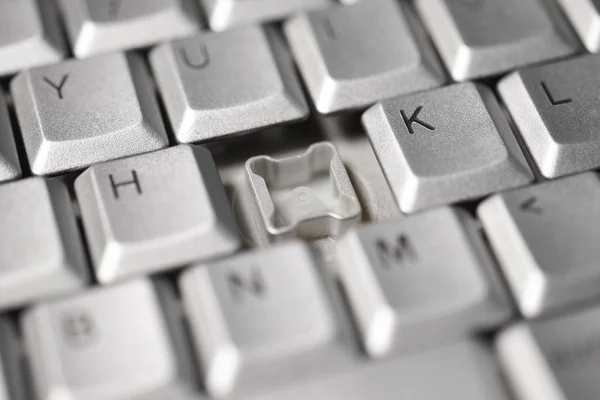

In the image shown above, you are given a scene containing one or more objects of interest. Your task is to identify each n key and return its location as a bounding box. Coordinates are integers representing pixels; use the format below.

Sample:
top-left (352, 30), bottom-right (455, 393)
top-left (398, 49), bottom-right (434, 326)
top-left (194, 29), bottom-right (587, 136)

top-left (180, 243), bottom-right (354, 398)
top-left (11, 52), bottom-right (168, 175)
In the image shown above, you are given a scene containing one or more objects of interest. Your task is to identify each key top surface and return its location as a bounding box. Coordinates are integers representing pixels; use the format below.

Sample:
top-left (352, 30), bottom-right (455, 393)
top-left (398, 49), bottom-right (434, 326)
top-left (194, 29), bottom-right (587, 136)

top-left (415, 0), bottom-right (578, 80)
top-left (479, 172), bottom-right (600, 318)
top-left (285, 0), bottom-right (445, 114)
top-left (0, 92), bottom-right (21, 183)
top-left (11, 52), bottom-right (168, 175)
top-left (151, 25), bottom-right (308, 143)
top-left (499, 54), bottom-right (600, 178)
top-left (75, 145), bottom-right (241, 283)
top-left (198, 0), bottom-right (333, 31)
top-left (0, 0), bottom-right (65, 76)
top-left (60, 0), bottom-right (202, 58)
top-left (558, 0), bottom-right (600, 52)
top-left (0, 178), bottom-right (89, 310)
top-left (497, 303), bottom-right (600, 400)
top-left (337, 207), bottom-right (512, 357)
top-left (247, 340), bottom-right (512, 400)
top-left (180, 242), bottom-right (353, 398)
top-left (22, 279), bottom-right (197, 400)
top-left (362, 82), bottom-right (533, 213)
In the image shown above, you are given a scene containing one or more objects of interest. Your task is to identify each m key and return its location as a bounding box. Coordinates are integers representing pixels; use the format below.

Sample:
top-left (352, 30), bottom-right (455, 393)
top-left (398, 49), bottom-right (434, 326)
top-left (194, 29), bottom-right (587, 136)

top-left (336, 207), bottom-right (512, 357)
top-left (362, 83), bottom-right (533, 213)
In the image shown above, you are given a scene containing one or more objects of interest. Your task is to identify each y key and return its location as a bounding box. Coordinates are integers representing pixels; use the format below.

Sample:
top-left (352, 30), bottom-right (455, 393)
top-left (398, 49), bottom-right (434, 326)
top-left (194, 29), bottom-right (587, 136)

top-left (11, 52), bottom-right (168, 175)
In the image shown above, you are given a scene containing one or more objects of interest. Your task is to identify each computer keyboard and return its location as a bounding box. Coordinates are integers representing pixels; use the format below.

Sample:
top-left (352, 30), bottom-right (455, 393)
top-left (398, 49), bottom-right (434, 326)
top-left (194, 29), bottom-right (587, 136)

top-left (3, 0), bottom-right (600, 399)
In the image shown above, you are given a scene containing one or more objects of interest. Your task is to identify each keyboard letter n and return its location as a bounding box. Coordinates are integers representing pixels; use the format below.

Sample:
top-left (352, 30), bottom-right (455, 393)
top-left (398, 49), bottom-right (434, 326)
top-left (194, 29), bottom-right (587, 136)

top-left (376, 235), bottom-right (416, 268)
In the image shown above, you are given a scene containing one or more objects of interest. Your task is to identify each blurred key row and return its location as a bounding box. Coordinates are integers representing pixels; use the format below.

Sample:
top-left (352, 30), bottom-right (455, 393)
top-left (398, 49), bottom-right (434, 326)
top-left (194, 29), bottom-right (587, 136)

top-left (1, 3), bottom-right (600, 180)
top-left (3, 161), bottom-right (600, 398)
top-left (0, 0), bottom-right (591, 99)
top-left (0, 0), bottom-right (587, 77)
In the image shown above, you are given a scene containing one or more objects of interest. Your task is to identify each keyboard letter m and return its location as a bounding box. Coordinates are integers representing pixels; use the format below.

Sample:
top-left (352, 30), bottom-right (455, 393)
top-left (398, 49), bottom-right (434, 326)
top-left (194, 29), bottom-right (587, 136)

top-left (375, 234), bottom-right (417, 268)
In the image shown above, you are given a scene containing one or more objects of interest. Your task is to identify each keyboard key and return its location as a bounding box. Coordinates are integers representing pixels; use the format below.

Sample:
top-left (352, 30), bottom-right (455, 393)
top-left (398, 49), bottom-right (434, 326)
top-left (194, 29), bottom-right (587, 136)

top-left (558, 0), bottom-right (600, 52)
top-left (362, 83), bottom-right (533, 213)
top-left (0, 178), bottom-right (89, 310)
top-left (337, 207), bottom-right (512, 358)
top-left (499, 54), bottom-right (600, 178)
top-left (497, 303), bottom-right (600, 400)
top-left (198, 0), bottom-right (333, 31)
top-left (0, 0), bottom-right (66, 76)
top-left (285, 0), bottom-right (445, 114)
top-left (0, 320), bottom-right (26, 400)
top-left (11, 52), bottom-right (168, 175)
top-left (245, 142), bottom-right (361, 242)
top-left (151, 26), bottom-right (308, 143)
top-left (247, 340), bottom-right (512, 400)
top-left (22, 279), bottom-right (197, 400)
top-left (180, 242), bottom-right (352, 398)
top-left (0, 92), bottom-right (21, 183)
top-left (479, 172), bottom-right (600, 318)
top-left (75, 145), bottom-right (241, 284)
top-left (415, 0), bottom-right (578, 81)
top-left (60, 0), bottom-right (202, 58)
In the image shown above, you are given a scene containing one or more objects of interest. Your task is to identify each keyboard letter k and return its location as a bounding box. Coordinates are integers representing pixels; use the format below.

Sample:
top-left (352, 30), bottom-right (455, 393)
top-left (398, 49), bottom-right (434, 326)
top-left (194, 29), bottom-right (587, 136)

top-left (401, 106), bottom-right (435, 134)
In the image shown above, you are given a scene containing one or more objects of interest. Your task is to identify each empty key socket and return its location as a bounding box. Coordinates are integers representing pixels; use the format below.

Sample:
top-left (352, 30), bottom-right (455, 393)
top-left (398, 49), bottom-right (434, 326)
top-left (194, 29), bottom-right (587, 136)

top-left (245, 142), bottom-right (361, 242)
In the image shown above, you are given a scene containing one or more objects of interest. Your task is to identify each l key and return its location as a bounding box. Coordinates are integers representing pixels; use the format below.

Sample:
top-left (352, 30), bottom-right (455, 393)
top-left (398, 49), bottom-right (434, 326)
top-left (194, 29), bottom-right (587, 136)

top-left (362, 83), bottom-right (533, 213)
top-left (499, 54), bottom-right (600, 178)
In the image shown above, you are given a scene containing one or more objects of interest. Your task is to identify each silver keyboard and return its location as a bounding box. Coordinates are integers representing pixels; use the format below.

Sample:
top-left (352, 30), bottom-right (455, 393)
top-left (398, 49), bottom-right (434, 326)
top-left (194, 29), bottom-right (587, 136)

top-left (2, 0), bottom-right (600, 399)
